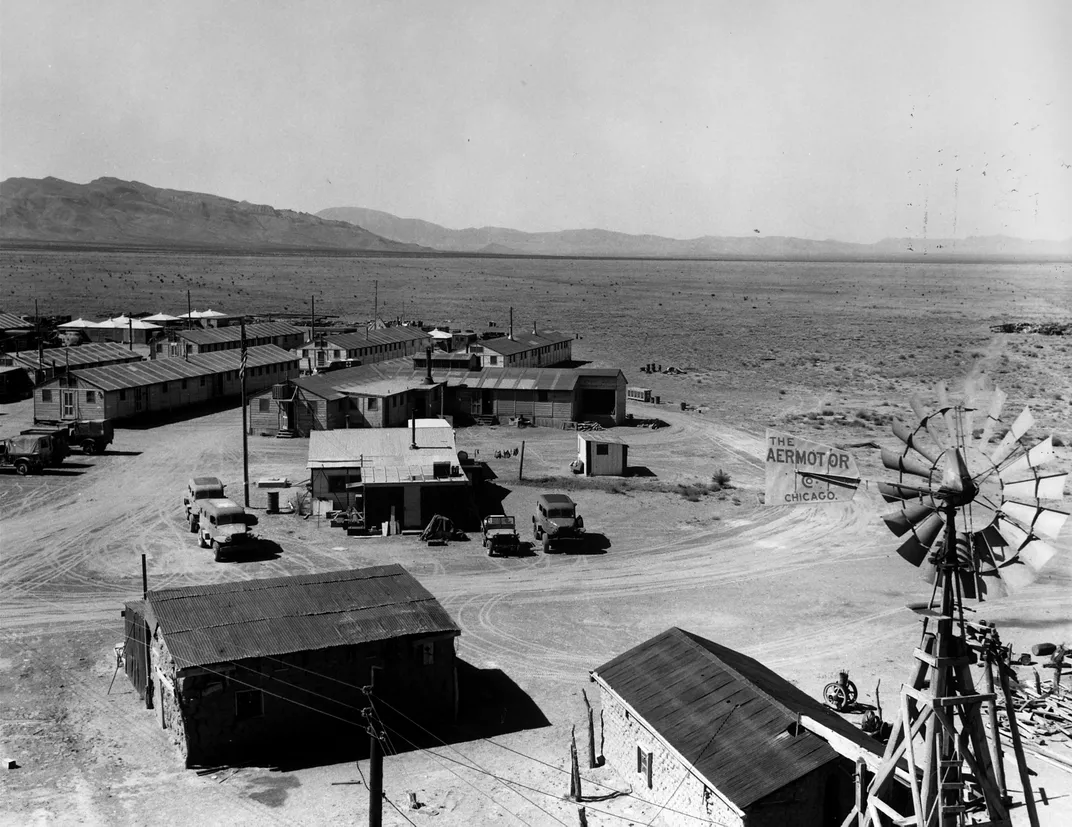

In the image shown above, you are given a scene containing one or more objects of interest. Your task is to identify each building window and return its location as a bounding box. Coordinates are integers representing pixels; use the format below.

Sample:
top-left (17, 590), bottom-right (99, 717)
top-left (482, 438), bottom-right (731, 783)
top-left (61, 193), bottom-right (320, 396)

top-left (200, 376), bottom-right (206, 387)
top-left (258, 398), bottom-right (271, 413)
top-left (327, 472), bottom-right (359, 492)
top-left (420, 641), bottom-right (434, 665)
top-left (367, 397), bottom-right (379, 411)
top-left (86, 390), bottom-right (96, 404)
top-left (119, 390), bottom-right (126, 401)
top-left (42, 389), bottom-right (52, 402)
top-left (596, 443), bottom-right (609, 456)
top-left (537, 390), bottom-right (548, 402)
top-left (490, 356), bottom-right (498, 365)
top-left (637, 747), bottom-right (653, 789)
top-left (235, 689), bottom-right (264, 721)
top-left (161, 382), bottom-right (169, 394)
top-left (181, 379), bottom-right (187, 390)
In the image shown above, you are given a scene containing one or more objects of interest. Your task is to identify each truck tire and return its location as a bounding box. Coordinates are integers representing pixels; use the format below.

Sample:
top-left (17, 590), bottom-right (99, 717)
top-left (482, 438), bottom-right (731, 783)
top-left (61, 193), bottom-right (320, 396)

top-left (189, 516), bottom-right (199, 533)
top-left (198, 532), bottom-right (208, 549)
top-left (82, 440), bottom-right (97, 455)
top-left (213, 542), bottom-right (222, 562)
top-left (542, 535), bottom-right (551, 554)
top-left (15, 460), bottom-right (30, 476)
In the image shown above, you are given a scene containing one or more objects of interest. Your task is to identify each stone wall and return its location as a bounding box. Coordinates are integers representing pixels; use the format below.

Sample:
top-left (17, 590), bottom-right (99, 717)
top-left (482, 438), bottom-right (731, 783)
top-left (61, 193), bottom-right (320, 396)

top-left (597, 683), bottom-right (743, 827)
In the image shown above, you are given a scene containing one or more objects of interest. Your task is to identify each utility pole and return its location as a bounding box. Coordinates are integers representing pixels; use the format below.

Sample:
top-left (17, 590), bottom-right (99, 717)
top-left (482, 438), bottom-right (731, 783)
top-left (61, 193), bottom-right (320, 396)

top-left (240, 318), bottom-right (249, 507)
top-left (362, 665), bottom-right (384, 827)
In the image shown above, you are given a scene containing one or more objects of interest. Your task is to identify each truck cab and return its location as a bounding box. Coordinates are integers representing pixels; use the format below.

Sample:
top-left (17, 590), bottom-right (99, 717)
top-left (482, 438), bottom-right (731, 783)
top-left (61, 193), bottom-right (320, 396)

top-left (184, 476), bottom-right (226, 528)
top-left (195, 498), bottom-right (256, 561)
top-left (532, 493), bottom-right (585, 553)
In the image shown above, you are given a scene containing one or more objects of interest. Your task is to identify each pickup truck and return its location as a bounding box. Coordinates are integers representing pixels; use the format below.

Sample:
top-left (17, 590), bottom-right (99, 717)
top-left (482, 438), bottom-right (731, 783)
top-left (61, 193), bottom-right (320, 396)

top-left (195, 498), bottom-right (258, 562)
top-left (532, 493), bottom-right (586, 553)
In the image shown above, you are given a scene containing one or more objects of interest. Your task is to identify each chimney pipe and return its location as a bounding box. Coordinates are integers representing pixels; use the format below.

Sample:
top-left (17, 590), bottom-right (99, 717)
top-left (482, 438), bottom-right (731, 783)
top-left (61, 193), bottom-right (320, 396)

top-left (410, 410), bottom-right (418, 449)
top-left (424, 346), bottom-right (434, 384)
top-left (532, 320), bottom-right (536, 335)
top-left (509, 307), bottom-right (513, 341)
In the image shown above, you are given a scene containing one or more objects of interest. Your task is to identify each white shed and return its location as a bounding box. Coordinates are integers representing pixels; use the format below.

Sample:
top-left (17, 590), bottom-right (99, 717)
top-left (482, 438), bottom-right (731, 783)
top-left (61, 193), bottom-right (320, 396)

top-left (577, 432), bottom-right (628, 476)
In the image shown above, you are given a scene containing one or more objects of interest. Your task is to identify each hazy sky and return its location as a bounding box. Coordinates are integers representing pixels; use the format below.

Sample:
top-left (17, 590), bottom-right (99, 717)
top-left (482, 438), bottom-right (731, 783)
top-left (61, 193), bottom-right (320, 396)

top-left (2, 1), bottom-right (1069, 242)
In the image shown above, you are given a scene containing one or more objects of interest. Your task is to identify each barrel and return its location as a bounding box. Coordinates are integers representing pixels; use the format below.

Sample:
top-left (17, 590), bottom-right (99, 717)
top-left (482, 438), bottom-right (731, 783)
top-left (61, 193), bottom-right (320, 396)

top-left (266, 491), bottom-right (279, 514)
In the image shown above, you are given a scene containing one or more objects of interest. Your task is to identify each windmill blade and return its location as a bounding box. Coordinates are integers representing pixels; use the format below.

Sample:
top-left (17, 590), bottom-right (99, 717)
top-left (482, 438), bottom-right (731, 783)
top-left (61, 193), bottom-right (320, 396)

top-left (978, 386), bottom-right (1008, 447)
top-left (993, 558), bottom-right (1039, 592)
top-left (937, 382), bottom-right (962, 446)
top-left (999, 437), bottom-right (1055, 481)
top-left (891, 419), bottom-right (941, 463)
top-left (990, 406), bottom-right (1034, 466)
top-left (1001, 473), bottom-right (1068, 503)
top-left (973, 533), bottom-right (1010, 600)
top-left (877, 480), bottom-right (933, 503)
top-left (881, 448), bottom-right (934, 480)
top-left (895, 511), bottom-right (944, 566)
top-left (999, 501), bottom-right (1069, 540)
top-left (910, 394), bottom-right (952, 449)
top-left (882, 501), bottom-right (936, 537)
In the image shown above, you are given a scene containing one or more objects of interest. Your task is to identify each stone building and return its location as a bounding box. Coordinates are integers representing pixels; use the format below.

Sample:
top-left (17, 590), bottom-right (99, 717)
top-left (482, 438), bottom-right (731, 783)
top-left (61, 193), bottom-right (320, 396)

top-left (123, 564), bottom-right (460, 767)
top-left (591, 627), bottom-right (878, 827)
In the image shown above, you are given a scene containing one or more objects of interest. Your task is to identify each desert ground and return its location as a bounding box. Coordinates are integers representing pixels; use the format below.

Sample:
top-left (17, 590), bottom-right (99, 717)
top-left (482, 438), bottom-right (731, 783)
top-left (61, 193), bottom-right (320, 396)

top-left (1, 251), bottom-right (1070, 826)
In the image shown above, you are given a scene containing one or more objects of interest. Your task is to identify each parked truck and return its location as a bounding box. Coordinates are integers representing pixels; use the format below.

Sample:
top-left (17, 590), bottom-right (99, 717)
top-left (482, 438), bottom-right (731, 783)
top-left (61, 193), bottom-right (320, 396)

top-left (184, 476), bottom-right (227, 529)
top-left (0, 435), bottom-right (50, 475)
top-left (28, 419), bottom-right (114, 455)
top-left (531, 493), bottom-right (586, 553)
top-left (195, 498), bottom-right (258, 561)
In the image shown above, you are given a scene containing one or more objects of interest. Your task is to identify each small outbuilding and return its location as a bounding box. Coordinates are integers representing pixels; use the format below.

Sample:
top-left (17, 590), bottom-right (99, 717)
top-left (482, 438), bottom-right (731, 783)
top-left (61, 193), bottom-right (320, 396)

top-left (123, 564), bottom-right (460, 766)
top-left (577, 432), bottom-right (628, 476)
top-left (307, 421), bottom-right (471, 530)
top-left (591, 627), bottom-right (880, 827)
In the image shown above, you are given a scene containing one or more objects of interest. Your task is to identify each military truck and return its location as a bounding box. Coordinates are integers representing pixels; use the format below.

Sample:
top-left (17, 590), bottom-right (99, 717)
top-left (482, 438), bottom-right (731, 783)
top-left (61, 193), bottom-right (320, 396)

top-left (531, 493), bottom-right (586, 553)
top-left (19, 427), bottom-right (70, 466)
top-left (184, 476), bottom-right (227, 530)
top-left (482, 514), bottom-right (521, 556)
top-left (29, 419), bottom-right (114, 455)
top-left (0, 435), bottom-right (49, 475)
top-left (195, 498), bottom-right (257, 561)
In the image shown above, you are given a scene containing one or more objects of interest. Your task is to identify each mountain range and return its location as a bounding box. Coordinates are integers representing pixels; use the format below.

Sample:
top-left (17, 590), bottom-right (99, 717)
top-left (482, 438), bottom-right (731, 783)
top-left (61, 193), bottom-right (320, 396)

top-left (0, 177), bottom-right (423, 252)
top-left (319, 206), bottom-right (1072, 260)
top-left (2, 176), bottom-right (1068, 260)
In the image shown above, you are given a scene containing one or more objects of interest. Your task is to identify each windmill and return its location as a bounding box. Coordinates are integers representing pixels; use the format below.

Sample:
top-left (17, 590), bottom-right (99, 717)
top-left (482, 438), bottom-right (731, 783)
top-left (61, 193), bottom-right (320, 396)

top-left (849, 382), bottom-right (1068, 827)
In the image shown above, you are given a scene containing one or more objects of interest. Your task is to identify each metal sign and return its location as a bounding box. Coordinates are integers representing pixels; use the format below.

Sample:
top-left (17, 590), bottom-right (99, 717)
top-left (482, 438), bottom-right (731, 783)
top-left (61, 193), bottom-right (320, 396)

top-left (765, 429), bottom-right (861, 506)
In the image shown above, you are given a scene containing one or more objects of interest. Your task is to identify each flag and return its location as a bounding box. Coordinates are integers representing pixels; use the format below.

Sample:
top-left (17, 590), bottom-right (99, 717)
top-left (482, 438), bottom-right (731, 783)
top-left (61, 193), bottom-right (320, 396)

top-left (239, 319), bottom-right (248, 382)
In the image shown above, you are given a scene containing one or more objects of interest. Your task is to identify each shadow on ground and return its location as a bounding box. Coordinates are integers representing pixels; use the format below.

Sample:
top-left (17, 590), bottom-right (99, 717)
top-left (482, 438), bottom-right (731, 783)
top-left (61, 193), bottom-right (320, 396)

top-left (231, 659), bottom-right (549, 773)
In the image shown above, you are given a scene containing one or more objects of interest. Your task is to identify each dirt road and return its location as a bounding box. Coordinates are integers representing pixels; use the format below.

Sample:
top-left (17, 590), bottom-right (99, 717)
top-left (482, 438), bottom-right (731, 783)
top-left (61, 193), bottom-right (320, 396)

top-left (2, 396), bottom-right (1070, 826)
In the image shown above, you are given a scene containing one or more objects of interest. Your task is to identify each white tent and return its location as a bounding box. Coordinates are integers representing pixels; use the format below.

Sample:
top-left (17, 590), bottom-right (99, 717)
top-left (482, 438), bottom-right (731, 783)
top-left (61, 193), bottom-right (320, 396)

top-left (427, 328), bottom-right (453, 340)
top-left (142, 312), bottom-right (180, 323)
top-left (105, 316), bottom-right (162, 330)
top-left (57, 318), bottom-right (102, 329)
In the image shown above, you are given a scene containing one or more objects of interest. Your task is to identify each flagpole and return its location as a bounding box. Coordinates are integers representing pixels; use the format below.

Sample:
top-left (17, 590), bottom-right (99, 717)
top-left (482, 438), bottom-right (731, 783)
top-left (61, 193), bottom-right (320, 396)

top-left (240, 318), bottom-right (250, 507)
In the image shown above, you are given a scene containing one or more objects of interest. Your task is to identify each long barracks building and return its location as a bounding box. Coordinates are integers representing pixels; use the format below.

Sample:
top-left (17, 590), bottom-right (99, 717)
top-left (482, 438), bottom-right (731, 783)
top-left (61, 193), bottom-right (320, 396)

top-left (33, 345), bottom-right (299, 423)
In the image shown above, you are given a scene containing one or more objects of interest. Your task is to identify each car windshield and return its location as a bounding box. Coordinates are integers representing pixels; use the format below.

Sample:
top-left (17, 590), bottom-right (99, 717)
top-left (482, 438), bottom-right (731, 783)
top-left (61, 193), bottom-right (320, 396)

top-left (547, 508), bottom-right (575, 518)
top-left (196, 489), bottom-right (224, 499)
top-left (217, 514), bottom-right (245, 526)
top-left (488, 517), bottom-right (514, 528)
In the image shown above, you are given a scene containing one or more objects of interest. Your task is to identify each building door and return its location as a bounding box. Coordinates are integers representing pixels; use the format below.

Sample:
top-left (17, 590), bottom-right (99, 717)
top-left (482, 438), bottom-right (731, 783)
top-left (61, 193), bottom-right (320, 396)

top-left (480, 389), bottom-right (493, 415)
top-left (61, 389), bottom-right (76, 419)
top-left (213, 374), bottom-right (224, 396)
top-left (134, 386), bottom-right (144, 412)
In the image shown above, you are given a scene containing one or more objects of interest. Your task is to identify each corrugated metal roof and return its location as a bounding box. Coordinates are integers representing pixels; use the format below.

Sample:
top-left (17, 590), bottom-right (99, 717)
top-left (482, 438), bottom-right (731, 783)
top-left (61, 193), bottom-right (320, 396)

top-left (178, 321), bottom-right (303, 345)
top-left (334, 377), bottom-right (438, 397)
top-left (307, 327), bottom-right (431, 350)
top-left (307, 426), bottom-right (465, 482)
top-left (593, 628), bottom-right (878, 809)
top-left (49, 345), bottom-right (297, 392)
top-left (579, 433), bottom-right (625, 444)
top-left (0, 312), bottom-right (34, 330)
top-left (7, 341), bottom-right (144, 370)
top-left (480, 330), bottom-right (572, 356)
top-left (147, 564), bottom-right (459, 669)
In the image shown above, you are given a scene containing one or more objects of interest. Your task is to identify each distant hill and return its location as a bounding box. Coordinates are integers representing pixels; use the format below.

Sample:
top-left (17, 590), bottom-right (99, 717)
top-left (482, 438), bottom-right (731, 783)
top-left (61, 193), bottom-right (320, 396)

top-left (319, 205), bottom-right (1072, 260)
top-left (0, 177), bottom-right (426, 252)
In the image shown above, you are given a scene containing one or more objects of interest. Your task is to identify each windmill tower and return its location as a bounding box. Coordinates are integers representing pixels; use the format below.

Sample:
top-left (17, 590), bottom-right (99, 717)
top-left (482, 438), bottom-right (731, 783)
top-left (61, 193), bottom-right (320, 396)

top-left (849, 383), bottom-right (1067, 827)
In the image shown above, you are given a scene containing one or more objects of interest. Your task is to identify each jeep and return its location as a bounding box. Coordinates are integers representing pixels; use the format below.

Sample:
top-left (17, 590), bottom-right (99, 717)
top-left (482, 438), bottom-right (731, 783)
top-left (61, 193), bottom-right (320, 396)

top-left (0, 435), bottom-right (48, 476)
top-left (184, 476), bottom-right (226, 529)
top-left (195, 498), bottom-right (256, 561)
top-left (482, 514), bottom-right (521, 557)
top-left (532, 493), bottom-right (585, 553)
